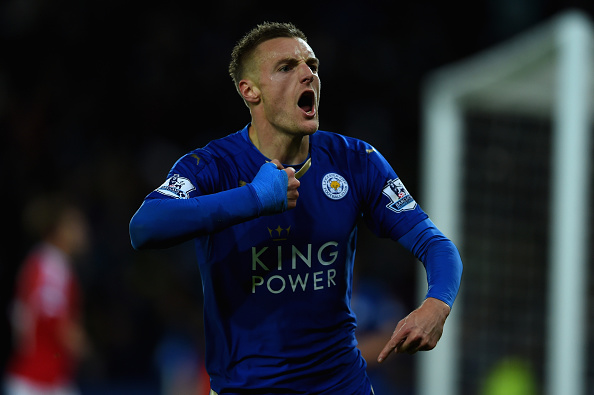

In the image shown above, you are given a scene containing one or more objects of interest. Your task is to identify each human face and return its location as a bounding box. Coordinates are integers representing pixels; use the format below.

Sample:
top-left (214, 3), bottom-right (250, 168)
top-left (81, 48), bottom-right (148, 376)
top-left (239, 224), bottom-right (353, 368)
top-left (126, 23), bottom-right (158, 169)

top-left (250, 37), bottom-right (320, 136)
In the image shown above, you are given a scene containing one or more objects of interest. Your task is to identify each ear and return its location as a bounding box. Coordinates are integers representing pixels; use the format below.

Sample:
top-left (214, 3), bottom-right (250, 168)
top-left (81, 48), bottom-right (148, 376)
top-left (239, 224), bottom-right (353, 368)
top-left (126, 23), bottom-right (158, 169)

top-left (239, 79), bottom-right (261, 104)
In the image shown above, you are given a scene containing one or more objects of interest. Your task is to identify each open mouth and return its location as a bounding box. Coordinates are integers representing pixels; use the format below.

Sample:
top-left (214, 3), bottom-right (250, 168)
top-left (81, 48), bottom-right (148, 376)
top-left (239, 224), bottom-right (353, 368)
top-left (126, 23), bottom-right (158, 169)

top-left (298, 91), bottom-right (315, 114)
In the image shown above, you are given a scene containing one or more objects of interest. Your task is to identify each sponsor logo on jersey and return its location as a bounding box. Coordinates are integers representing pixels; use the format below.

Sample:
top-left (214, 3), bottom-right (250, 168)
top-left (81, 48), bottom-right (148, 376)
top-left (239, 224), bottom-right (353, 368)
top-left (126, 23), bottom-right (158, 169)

top-left (382, 178), bottom-right (416, 213)
top-left (321, 173), bottom-right (348, 200)
top-left (155, 174), bottom-right (196, 199)
top-left (251, 241), bottom-right (339, 294)
top-left (250, 224), bottom-right (340, 295)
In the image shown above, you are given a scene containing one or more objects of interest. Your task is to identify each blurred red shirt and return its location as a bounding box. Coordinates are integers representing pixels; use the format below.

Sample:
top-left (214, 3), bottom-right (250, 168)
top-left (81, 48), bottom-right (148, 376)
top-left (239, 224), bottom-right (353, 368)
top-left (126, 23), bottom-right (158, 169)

top-left (7, 243), bottom-right (81, 386)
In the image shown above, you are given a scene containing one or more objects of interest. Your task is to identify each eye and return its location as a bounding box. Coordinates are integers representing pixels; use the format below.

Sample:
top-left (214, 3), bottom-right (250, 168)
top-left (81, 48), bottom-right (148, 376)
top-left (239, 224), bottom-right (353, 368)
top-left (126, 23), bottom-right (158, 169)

top-left (308, 63), bottom-right (318, 73)
top-left (279, 64), bottom-right (292, 72)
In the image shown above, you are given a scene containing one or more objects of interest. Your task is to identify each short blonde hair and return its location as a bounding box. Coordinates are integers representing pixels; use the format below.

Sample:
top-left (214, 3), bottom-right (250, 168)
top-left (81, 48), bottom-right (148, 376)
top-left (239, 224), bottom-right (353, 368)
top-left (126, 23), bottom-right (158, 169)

top-left (229, 22), bottom-right (307, 93)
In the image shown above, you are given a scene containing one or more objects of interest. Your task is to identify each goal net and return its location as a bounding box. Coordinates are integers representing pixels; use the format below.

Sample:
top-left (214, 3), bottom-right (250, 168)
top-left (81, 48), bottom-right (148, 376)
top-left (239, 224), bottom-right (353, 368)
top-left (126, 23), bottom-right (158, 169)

top-left (418, 10), bottom-right (593, 395)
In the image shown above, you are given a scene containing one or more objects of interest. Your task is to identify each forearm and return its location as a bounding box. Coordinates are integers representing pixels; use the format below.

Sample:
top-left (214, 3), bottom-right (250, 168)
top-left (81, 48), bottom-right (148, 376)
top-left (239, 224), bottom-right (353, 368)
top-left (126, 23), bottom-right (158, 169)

top-left (422, 240), bottom-right (462, 308)
top-left (130, 185), bottom-right (260, 249)
top-left (397, 219), bottom-right (463, 308)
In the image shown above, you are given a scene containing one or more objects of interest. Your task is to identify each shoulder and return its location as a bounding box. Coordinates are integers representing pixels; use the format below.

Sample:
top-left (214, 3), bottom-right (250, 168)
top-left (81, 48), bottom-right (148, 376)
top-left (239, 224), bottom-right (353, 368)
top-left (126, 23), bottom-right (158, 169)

top-left (313, 130), bottom-right (375, 157)
top-left (314, 130), bottom-right (370, 148)
top-left (152, 128), bottom-right (252, 198)
top-left (313, 130), bottom-right (384, 168)
top-left (173, 129), bottom-right (250, 174)
top-left (203, 129), bottom-right (251, 158)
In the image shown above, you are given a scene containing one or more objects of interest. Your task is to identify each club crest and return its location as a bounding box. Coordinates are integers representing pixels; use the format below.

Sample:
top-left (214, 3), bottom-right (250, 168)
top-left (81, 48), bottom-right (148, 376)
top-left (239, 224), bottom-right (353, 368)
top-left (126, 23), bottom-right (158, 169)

top-left (322, 173), bottom-right (348, 200)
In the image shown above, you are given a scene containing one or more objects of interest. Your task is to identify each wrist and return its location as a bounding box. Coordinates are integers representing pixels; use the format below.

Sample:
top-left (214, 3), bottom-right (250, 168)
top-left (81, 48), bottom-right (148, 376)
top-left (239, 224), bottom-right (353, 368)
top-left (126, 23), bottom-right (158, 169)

top-left (423, 297), bottom-right (451, 318)
top-left (245, 183), bottom-right (264, 216)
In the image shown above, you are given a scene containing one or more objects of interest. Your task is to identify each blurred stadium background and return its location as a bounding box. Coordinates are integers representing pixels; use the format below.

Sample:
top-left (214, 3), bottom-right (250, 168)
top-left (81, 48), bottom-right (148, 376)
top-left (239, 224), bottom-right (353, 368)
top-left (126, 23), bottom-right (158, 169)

top-left (1, 1), bottom-right (593, 394)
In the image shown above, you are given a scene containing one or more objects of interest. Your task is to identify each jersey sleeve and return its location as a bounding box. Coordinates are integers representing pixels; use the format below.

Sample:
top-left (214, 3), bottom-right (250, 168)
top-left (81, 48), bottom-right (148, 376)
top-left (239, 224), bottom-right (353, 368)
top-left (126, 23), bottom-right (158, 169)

top-left (360, 146), bottom-right (427, 240)
top-left (358, 145), bottom-right (462, 308)
top-left (145, 151), bottom-right (213, 200)
top-left (397, 219), bottom-right (463, 307)
top-left (129, 150), bottom-right (261, 249)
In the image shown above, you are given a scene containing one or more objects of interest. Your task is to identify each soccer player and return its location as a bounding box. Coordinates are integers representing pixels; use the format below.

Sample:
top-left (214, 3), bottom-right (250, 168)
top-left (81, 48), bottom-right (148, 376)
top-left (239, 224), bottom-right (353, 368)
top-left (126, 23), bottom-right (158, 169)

top-left (130, 22), bottom-right (462, 394)
top-left (5, 195), bottom-right (89, 395)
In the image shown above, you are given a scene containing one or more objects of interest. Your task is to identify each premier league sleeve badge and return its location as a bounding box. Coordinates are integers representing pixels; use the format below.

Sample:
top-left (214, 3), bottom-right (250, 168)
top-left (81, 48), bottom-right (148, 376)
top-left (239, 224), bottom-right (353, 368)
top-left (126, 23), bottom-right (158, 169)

top-left (382, 178), bottom-right (417, 213)
top-left (155, 174), bottom-right (196, 199)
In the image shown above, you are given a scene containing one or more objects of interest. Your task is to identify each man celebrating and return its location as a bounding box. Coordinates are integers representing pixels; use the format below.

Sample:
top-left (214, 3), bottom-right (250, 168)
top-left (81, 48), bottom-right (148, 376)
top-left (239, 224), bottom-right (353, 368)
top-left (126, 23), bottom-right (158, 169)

top-left (130, 22), bottom-right (462, 394)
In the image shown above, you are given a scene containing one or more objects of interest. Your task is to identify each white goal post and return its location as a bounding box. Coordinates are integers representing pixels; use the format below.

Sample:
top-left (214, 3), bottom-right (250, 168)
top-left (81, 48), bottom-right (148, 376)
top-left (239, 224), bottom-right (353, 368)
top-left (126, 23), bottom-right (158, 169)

top-left (418, 9), bottom-right (593, 395)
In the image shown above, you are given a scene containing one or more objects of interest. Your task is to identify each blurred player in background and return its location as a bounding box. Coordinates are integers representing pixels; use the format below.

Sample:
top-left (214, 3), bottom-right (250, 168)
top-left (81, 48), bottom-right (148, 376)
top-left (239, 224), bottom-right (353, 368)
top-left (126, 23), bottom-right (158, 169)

top-left (4, 194), bottom-right (90, 395)
top-left (130, 22), bottom-right (463, 394)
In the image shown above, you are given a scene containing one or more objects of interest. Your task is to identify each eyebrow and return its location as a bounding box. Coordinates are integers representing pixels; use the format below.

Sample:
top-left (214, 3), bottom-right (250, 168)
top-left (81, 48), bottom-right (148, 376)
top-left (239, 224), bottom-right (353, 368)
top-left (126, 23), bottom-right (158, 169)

top-left (274, 56), bottom-right (319, 68)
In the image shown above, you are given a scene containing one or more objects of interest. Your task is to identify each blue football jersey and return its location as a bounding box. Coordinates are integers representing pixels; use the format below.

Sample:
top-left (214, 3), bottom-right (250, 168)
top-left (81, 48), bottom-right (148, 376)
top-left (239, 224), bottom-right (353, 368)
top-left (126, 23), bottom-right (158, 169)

top-left (145, 125), bottom-right (428, 393)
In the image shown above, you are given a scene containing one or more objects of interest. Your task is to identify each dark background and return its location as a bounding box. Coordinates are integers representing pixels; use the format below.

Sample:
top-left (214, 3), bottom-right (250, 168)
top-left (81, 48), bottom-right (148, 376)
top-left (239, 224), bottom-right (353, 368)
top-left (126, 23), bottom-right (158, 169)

top-left (1, 0), bottom-right (593, 393)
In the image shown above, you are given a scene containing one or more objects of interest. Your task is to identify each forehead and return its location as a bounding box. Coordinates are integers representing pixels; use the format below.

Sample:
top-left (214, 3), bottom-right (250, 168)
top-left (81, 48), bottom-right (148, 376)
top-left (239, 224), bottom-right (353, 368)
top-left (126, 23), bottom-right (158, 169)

top-left (253, 37), bottom-right (316, 66)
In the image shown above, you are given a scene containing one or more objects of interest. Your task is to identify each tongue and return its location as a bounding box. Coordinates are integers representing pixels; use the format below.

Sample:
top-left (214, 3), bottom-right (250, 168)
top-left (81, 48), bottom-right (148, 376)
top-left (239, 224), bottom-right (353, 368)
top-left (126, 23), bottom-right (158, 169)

top-left (300, 104), bottom-right (312, 113)
top-left (298, 94), bottom-right (313, 113)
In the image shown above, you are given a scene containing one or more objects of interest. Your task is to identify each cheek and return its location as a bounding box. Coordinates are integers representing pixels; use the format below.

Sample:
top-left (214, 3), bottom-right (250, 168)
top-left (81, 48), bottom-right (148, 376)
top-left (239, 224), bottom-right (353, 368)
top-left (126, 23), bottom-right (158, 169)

top-left (263, 86), bottom-right (289, 108)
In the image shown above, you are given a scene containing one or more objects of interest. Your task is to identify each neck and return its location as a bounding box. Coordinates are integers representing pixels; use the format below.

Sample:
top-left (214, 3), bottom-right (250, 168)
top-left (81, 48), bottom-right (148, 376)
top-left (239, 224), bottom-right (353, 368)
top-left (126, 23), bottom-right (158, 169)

top-left (248, 124), bottom-right (310, 165)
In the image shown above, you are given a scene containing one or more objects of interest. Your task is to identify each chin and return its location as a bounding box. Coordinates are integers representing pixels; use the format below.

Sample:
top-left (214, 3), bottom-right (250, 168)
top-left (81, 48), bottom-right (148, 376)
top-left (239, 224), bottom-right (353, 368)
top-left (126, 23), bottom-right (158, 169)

top-left (279, 118), bottom-right (319, 136)
top-left (301, 119), bottom-right (319, 134)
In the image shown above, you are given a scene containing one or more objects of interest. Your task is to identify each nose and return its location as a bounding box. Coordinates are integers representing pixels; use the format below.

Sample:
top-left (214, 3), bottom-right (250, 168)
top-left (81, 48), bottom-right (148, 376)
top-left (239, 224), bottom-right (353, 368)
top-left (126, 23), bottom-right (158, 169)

top-left (299, 63), bottom-right (314, 84)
